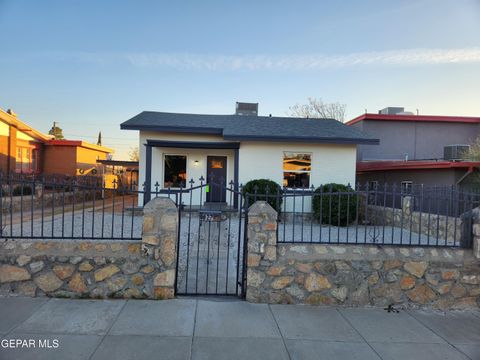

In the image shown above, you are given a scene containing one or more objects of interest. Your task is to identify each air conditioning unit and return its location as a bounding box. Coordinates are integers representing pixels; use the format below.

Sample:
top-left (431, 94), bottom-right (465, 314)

top-left (444, 145), bottom-right (470, 161)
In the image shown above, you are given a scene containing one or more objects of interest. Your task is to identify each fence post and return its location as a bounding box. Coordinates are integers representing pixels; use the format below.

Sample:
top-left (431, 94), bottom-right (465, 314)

top-left (141, 197), bottom-right (178, 299)
top-left (246, 201), bottom-right (278, 302)
top-left (473, 207), bottom-right (480, 259)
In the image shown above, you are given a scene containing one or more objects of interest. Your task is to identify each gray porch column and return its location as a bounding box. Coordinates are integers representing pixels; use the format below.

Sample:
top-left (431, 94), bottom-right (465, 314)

top-left (144, 144), bottom-right (152, 205)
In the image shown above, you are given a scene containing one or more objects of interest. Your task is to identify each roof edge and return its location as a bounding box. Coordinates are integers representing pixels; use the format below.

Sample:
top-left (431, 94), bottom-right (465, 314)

top-left (346, 113), bottom-right (480, 126)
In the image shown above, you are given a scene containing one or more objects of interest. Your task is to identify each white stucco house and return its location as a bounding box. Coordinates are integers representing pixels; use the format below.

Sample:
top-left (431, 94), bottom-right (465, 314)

top-left (120, 103), bottom-right (378, 208)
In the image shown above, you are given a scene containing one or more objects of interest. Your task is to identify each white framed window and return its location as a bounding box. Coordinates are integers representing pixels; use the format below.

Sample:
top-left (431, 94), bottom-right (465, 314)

top-left (283, 152), bottom-right (311, 188)
top-left (401, 181), bottom-right (413, 194)
top-left (164, 154), bottom-right (187, 188)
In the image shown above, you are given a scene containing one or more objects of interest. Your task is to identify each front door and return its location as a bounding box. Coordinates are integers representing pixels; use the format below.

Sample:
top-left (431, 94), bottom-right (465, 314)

top-left (206, 156), bottom-right (227, 202)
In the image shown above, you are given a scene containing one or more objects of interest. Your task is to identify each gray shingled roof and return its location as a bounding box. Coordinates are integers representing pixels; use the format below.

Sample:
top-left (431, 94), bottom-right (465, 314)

top-left (121, 111), bottom-right (379, 145)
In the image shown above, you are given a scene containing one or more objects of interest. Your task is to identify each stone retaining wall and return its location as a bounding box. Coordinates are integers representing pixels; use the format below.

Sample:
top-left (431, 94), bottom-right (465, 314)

top-left (367, 197), bottom-right (463, 244)
top-left (246, 201), bottom-right (480, 309)
top-left (0, 197), bottom-right (178, 300)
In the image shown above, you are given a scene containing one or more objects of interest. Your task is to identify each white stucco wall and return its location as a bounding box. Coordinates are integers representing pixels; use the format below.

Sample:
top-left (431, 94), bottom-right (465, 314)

top-left (238, 142), bottom-right (356, 212)
top-left (138, 131), bottom-right (357, 209)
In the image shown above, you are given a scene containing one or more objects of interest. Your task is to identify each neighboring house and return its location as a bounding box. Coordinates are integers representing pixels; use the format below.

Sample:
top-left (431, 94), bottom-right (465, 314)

top-left (43, 140), bottom-right (113, 176)
top-left (346, 107), bottom-right (480, 190)
top-left (0, 107), bottom-right (113, 177)
top-left (120, 102), bottom-right (379, 206)
top-left (0, 108), bottom-right (51, 175)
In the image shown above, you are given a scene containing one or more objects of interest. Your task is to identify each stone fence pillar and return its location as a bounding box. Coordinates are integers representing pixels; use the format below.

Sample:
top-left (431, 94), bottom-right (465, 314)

top-left (473, 207), bottom-right (480, 259)
top-left (402, 195), bottom-right (413, 216)
top-left (246, 201), bottom-right (278, 302)
top-left (142, 197), bottom-right (178, 299)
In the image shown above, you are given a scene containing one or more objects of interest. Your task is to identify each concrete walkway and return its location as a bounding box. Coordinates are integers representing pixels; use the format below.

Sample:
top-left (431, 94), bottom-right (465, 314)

top-left (1, 297), bottom-right (479, 360)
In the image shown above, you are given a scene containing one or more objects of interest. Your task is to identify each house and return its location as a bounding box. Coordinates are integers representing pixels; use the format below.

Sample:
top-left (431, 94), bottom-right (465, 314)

top-left (0, 107), bottom-right (113, 177)
top-left (0, 108), bottom-right (51, 175)
top-left (346, 107), bottom-right (480, 191)
top-left (43, 140), bottom-right (113, 176)
top-left (120, 102), bottom-right (379, 206)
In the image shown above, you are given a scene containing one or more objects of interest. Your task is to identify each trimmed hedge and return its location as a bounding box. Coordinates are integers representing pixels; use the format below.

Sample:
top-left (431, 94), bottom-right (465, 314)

top-left (312, 183), bottom-right (357, 226)
top-left (243, 179), bottom-right (282, 212)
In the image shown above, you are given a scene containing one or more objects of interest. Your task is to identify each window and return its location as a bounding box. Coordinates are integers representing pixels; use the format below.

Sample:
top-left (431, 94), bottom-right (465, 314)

top-left (283, 152), bottom-right (311, 188)
top-left (401, 181), bottom-right (413, 194)
top-left (16, 147), bottom-right (35, 173)
top-left (164, 155), bottom-right (187, 188)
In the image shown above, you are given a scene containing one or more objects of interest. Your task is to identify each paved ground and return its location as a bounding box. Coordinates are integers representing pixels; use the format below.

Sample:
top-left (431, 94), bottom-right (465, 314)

top-left (0, 297), bottom-right (479, 360)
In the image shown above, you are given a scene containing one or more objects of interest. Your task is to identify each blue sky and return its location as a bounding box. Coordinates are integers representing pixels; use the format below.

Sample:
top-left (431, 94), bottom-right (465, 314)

top-left (1, 0), bottom-right (480, 159)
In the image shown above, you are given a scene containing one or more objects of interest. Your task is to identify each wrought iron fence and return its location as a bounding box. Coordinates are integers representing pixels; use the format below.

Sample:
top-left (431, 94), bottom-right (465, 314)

top-left (2, 173), bottom-right (478, 249)
top-left (0, 174), bottom-right (144, 240)
top-left (247, 183), bottom-right (478, 248)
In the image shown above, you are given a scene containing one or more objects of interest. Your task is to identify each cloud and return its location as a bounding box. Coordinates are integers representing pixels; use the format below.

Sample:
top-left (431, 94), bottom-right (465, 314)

top-left (123, 48), bottom-right (480, 71)
top-left (5, 48), bottom-right (480, 71)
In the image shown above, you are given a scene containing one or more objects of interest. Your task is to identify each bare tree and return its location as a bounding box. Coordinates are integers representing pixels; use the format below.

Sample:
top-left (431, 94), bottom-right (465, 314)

top-left (128, 146), bottom-right (139, 162)
top-left (288, 97), bottom-right (347, 122)
top-left (464, 136), bottom-right (480, 161)
top-left (462, 137), bottom-right (480, 186)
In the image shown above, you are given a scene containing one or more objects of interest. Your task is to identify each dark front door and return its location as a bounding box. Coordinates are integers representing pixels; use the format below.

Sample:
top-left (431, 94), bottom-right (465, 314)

top-left (206, 156), bottom-right (227, 202)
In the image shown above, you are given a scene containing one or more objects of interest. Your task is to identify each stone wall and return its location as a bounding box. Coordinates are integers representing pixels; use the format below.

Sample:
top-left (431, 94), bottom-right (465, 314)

top-left (367, 197), bottom-right (463, 244)
top-left (246, 201), bottom-right (480, 309)
top-left (0, 197), bottom-right (178, 300)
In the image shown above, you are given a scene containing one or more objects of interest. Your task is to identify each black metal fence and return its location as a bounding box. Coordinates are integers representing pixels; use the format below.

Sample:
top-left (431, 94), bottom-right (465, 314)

top-left (246, 183), bottom-right (479, 248)
top-left (0, 174), bottom-right (143, 240)
top-left (1, 173), bottom-right (478, 249)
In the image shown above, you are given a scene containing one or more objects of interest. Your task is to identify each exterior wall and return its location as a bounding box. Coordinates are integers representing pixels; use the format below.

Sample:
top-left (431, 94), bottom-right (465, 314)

top-left (138, 131), bottom-right (357, 207)
top-left (246, 201), bottom-right (480, 309)
top-left (358, 169), bottom-right (457, 187)
top-left (238, 142), bottom-right (356, 186)
top-left (239, 142), bottom-right (356, 212)
top-left (43, 146), bottom-right (77, 175)
top-left (355, 120), bottom-right (480, 161)
top-left (138, 131), bottom-right (234, 205)
top-left (76, 146), bottom-right (109, 173)
top-left (357, 168), bottom-right (477, 191)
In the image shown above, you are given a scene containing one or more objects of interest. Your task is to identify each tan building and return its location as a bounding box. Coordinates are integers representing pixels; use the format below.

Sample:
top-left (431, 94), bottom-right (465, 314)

top-left (44, 140), bottom-right (112, 176)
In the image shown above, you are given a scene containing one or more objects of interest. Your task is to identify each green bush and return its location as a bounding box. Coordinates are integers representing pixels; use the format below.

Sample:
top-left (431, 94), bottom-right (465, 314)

top-left (312, 183), bottom-right (357, 226)
top-left (242, 179), bottom-right (283, 212)
top-left (12, 185), bottom-right (33, 196)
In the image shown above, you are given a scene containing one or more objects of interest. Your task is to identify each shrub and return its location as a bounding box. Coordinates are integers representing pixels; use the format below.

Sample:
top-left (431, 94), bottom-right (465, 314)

top-left (242, 179), bottom-right (283, 212)
top-left (12, 185), bottom-right (33, 196)
top-left (312, 183), bottom-right (357, 226)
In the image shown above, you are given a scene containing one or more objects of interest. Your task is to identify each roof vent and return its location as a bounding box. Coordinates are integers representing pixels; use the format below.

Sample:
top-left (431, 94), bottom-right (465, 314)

top-left (444, 145), bottom-right (470, 161)
top-left (235, 102), bottom-right (258, 116)
top-left (378, 107), bottom-right (405, 115)
top-left (6, 109), bottom-right (17, 117)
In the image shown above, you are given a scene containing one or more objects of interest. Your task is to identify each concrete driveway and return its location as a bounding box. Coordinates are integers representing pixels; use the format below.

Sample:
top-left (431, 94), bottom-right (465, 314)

top-left (0, 297), bottom-right (479, 360)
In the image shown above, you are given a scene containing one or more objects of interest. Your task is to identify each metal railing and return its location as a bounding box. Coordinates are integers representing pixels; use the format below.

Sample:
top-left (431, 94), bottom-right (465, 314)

top-left (247, 183), bottom-right (478, 248)
top-left (0, 174), bottom-right (144, 240)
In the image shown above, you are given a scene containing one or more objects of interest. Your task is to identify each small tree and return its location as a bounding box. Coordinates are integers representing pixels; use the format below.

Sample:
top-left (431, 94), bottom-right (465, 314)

top-left (129, 146), bottom-right (139, 162)
top-left (288, 97), bottom-right (347, 122)
top-left (242, 179), bottom-right (283, 212)
top-left (48, 122), bottom-right (64, 139)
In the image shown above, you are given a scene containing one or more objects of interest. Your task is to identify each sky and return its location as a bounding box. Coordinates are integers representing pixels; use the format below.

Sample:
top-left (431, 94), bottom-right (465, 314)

top-left (1, 0), bottom-right (480, 159)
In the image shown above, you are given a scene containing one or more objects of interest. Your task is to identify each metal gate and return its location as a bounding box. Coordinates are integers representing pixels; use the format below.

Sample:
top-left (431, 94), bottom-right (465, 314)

top-left (175, 179), bottom-right (248, 297)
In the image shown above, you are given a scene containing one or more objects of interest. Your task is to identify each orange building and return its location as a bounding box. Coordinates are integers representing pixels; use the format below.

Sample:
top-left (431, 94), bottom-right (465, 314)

top-left (0, 108), bottom-right (113, 177)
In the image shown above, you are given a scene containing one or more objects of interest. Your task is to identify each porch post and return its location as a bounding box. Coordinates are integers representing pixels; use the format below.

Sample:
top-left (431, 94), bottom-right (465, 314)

top-left (144, 144), bottom-right (152, 205)
top-left (234, 147), bottom-right (239, 209)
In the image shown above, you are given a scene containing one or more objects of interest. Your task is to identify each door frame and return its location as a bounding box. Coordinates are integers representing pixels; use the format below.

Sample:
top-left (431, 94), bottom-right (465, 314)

top-left (206, 155), bottom-right (228, 202)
